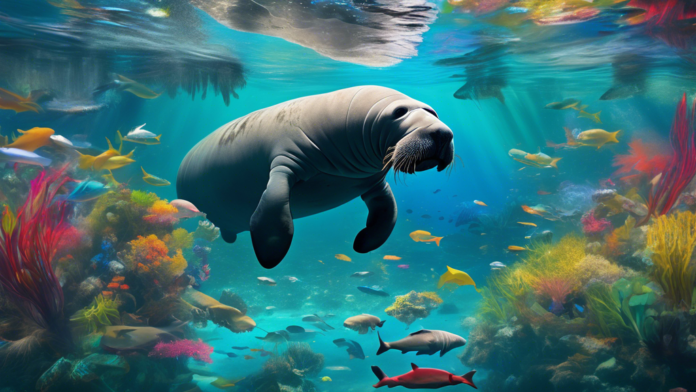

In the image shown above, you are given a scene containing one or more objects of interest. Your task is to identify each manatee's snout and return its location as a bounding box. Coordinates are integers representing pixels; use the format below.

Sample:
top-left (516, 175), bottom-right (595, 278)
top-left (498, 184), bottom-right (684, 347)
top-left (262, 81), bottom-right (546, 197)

top-left (394, 124), bottom-right (453, 174)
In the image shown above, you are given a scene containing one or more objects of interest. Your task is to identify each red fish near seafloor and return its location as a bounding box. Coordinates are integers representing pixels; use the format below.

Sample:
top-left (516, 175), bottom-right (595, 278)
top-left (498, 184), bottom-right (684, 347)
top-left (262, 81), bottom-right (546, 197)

top-left (371, 363), bottom-right (477, 389)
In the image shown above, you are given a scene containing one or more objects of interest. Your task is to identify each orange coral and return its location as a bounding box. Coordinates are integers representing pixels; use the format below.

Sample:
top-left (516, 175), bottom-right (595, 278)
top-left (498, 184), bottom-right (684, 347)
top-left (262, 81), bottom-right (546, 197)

top-left (122, 235), bottom-right (187, 285)
top-left (149, 200), bottom-right (178, 216)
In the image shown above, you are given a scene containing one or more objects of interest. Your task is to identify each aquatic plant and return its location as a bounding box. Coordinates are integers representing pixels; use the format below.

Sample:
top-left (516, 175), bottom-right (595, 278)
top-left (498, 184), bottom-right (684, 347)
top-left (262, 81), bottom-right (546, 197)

top-left (121, 235), bottom-right (187, 285)
top-left (612, 139), bottom-right (671, 180)
top-left (517, 234), bottom-right (586, 287)
top-left (385, 290), bottom-right (442, 326)
top-left (641, 93), bottom-right (696, 225)
top-left (477, 286), bottom-right (511, 324)
top-left (532, 277), bottom-right (576, 314)
top-left (130, 190), bottom-right (159, 208)
top-left (70, 294), bottom-right (120, 334)
top-left (164, 228), bottom-right (194, 252)
top-left (0, 167), bottom-right (71, 341)
top-left (149, 339), bottom-right (213, 363)
top-left (646, 211), bottom-right (696, 309)
top-left (610, 277), bottom-right (658, 340)
top-left (283, 343), bottom-right (324, 378)
top-left (586, 283), bottom-right (633, 340)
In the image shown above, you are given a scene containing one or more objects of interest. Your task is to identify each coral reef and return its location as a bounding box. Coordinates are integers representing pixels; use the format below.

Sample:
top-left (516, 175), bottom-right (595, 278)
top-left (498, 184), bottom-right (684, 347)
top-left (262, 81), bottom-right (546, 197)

top-left (385, 290), bottom-right (442, 326)
top-left (148, 339), bottom-right (213, 363)
top-left (70, 294), bottom-right (120, 334)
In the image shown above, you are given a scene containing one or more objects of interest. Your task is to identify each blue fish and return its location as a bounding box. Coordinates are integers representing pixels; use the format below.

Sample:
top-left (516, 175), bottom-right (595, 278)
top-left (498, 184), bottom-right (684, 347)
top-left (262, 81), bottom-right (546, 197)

top-left (0, 148), bottom-right (51, 167)
top-left (62, 181), bottom-right (109, 202)
top-left (357, 286), bottom-right (390, 297)
top-left (574, 304), bottom-right (584, 313)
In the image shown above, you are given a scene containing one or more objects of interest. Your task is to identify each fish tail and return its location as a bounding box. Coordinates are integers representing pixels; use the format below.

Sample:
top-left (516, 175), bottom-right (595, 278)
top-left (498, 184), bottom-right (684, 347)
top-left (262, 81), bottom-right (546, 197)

top-left (434, 237), bottom-right (442, 246)
top-left (116, 130), bottom-right (123, 146)
top-left (155, 134), bottom-right (161, 141)
top-left (437, 271), bottom-right (452, 289)
top-left (371, 366), bottom-right (388, 387)
top-left (611, 130), bottom-right (620, 143)
top-left (593, 111), bottom-right (602, 123)
top-left (462, 370), bottom-right (477, 389)
top-left (550, 157), bottom-right (561, 170)
top-left (376, 332), bottom-right (390, 355)
top-left (141, 166), bottom-right (148, 177)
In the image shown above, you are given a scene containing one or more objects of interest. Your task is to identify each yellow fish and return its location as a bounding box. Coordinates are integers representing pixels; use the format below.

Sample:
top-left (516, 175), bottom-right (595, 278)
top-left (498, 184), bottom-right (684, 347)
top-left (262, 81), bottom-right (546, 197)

top-left (210, 377), bottom-right (243, 389)
top-left (77, 137), bottom-right (122, 170)
top-left (335, 254), bottom-right (352, 262)
top-left (437, 266), bottom-right (480, 292)
top-left (409, 230), bottom-right (443, 246)
top-left (98, 149), bottom-right (135, 171)
top-left (318, 260), bottom-right (324, 264)
top-left (6, 127), bottom-right (54, 152)
top-left (517, 222), bottom-right (537, 227)
top-left (576, 129), bottom-right (620, 149)
top-left (117, 75), bottom-right (162, 99)
top-left (508, 149), bottom-right (561, 169)
top-left (577, 110), bottom-right (602, 124)
top-left (117, 129), bottom-right (161, 146)
top-left (141, 167), bottom-right (170, 186)
top-left (521, 205), bottom-right (544, 216)
top-left (474, 200), bottom-right (487, 207)
top-left (0, 88), bottom-right (41, 113)
top-left (102, 170), bottom-right (121, 187)
top-left (508, 246), bottom-right (527, 251)
top-left (321, 377), bottom-right (332, 382)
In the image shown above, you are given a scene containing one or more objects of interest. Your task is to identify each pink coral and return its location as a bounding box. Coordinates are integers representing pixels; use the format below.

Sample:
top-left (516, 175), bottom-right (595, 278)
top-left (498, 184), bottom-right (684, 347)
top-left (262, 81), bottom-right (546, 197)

top-left (148, 339), bottom-right (213, 363)
top-left (581, 212), bottom-right (612, 235)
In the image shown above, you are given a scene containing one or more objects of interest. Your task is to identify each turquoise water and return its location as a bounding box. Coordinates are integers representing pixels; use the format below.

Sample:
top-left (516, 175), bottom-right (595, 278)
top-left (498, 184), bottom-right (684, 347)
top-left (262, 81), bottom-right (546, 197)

top-left (1, 1), bottom-right (696, 392)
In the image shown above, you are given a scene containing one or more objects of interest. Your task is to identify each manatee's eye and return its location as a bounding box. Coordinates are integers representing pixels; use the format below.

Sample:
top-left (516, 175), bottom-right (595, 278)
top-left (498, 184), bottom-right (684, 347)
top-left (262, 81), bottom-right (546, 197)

top-left (393, 107), bottom-right (409, 119)
top-left (424, 108), bottom-right (438, 118)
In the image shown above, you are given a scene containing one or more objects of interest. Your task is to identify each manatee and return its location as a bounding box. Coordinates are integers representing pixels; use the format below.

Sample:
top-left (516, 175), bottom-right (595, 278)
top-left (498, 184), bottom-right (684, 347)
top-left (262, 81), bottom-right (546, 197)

top-left (343, 314), bottom-right (386, 334)
top-left (177, 86), bottom-right (455, 269)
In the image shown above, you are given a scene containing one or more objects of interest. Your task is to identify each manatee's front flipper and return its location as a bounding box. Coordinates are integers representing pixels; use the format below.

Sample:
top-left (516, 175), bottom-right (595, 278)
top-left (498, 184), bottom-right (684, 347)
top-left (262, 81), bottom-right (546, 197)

top-left (354, 182), bottom-right (397, 253)
top-left (220, 229), bottom-right (237, 244)
top-left (250, 165), bottom-right (297, 269)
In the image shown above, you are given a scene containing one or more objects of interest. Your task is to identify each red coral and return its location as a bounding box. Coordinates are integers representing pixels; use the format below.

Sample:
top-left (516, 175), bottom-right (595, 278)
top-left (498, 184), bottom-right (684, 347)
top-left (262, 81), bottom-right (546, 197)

top-left (612, 139), bottom-right (671, 179)
top-left (581, 212), bottom-right (612, 235)
top-left (149, 339), bottom-right (213, 363)
top-left (534, 277), bottom-right (575, 304)
top-left (640, 93), bottom-right (696, 225)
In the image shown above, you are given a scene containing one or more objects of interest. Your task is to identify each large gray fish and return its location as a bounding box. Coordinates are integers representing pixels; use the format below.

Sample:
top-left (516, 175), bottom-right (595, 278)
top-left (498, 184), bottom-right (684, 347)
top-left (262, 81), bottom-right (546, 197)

top-left (302, 314), bottom-right (335, 331)
top-left (376, 330), bottom-right (466, 357)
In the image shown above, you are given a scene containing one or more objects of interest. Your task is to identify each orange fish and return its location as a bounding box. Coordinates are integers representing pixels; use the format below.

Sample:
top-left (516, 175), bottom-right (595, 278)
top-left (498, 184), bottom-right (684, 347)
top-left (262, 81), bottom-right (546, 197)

top-left (249, 349), bottom-right (263, 352)
top-left (383, 255), bottom-right (402, 260)
top-left (508, 246), bottom-right (526, 251)
top-left (101, 291), bottom-right (113, 298)
top-left (120, 285), bottom-right (130, 290)
top-left (6, 127), bottom-right (55, 152)
top-left (517, 222), bottom-right (537, 227)
top-left (111, 276), bottom-right (125, 282)
top-left (0, 88), bottom-right (42, 113)
top-left (107, 282), bottom-right (120, 289)
top-left (409, 230), bottom-right (443, 246)
top-left (474, 200), bottom-right (487, 207)
top-left (244, 355), bottom-right (254, 360)
top-left (521, 205), bottom-right (543, 216)
top-left (335, 254), bottom-right (352, 262)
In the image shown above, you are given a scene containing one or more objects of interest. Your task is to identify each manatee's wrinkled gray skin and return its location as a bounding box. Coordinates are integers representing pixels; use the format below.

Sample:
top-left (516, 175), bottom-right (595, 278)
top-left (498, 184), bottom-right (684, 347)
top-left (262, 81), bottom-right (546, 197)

top-left (376, 329), bottom-right (466, 357)
top-left (344, 313), bottom-right (386, 334)
top-left (177, 86), bottom-right (454, 269)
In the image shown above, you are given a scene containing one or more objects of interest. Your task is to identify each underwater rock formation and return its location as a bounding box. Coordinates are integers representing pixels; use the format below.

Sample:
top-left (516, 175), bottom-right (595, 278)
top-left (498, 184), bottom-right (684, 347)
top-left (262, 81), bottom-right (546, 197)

top-left (385, 291), bottom-right (443, 327)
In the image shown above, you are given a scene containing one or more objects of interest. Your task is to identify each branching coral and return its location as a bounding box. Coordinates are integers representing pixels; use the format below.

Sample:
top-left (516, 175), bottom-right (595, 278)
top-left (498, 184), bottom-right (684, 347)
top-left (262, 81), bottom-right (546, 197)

top-left (533, 277), bottom-right (575, 314)
top-left (70, 294), bottom-right (120, 334)
top-left (0, 167), bottom-right (71, 339)
top-left (646, 211), bottom-right (696, 309)
top-left (148, 339), bottom-right (213, 363)
top-left (193, 220), bottom-right (220, 242)
top-left (581, 211), bottom-right (612, 236)
top-left (641, 93), bottom-right (696, 225)
top-left (385, 291), bottom-right (442, 326)
top-left (282, 343), bottom-right (325, 378)
top-left (120, 235), bottom-right (187, 285)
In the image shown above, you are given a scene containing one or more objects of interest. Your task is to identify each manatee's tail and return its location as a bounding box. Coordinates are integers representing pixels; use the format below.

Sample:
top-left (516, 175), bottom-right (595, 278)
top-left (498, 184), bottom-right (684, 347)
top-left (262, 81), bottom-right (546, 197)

top-left (462, 370), bottom-right (477, 389)
top-left (376, 332), bottom-right (390, 355)
top-left (371, 366), bottom-right (389, 388)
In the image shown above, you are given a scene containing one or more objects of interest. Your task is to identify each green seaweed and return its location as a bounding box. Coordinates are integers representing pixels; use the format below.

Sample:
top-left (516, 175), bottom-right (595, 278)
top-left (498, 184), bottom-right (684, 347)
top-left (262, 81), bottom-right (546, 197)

top-left (130, 190), bottom-right (159, 208)
top-left (70, 294), bottom-right (120, 334)
top-left (586, 282), bottom-right (633, 340)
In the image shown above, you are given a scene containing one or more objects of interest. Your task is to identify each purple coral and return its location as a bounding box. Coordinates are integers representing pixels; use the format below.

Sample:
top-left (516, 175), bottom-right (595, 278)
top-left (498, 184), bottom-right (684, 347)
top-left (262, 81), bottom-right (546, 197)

top-left (581, 211), bottom-right (612, 235)
top-left (148, 339), bottom-right (213, 363)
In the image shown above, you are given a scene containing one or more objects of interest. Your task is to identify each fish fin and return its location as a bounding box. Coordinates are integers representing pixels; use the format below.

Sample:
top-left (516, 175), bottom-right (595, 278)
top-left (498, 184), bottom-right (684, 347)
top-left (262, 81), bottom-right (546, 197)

top-left (286, 325), bottom-right (306, 333)
top-left (611, 130), bottom-right (620, 143)
top-left (377, 320), bottom-right (386, 328)
top-left (141, 166), bottom-right (149, 177)
top-left (156, 134), bottom-right (161, 141)
top-left (124, 149), bottom-right (135, 158)
top-left (434, 237), bottom-right (442, 246)
top-left (550, 158), bottom-right (561, 170)
top-left (372, 366), bottom-right (388, 381)
top-left (117, 74), bottom-right (135, 83)
top-left (117, 130), bottom-right (123, 146)
top-left (376, 332), bottom-right (390, 355)
top-left (115, 328), bottom-right (136, 337)
top-left (16, 129), bottom-right (26, 134)
top-left (411, 363), bottom-right (419, 370)
top-left (416, 350), bottom-right (437, 356)
top-left (462, 370), bottom-right (477, 388)
top-left (408, 330), bottom-right (431, 335)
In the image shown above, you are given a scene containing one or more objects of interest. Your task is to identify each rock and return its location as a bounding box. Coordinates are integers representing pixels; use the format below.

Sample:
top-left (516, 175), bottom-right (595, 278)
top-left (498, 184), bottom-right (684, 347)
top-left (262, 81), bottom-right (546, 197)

top-left (558, 335), bottom-right (616, 361)
top-left (107, 260), bottom-right (125, 275)
top-left (77, 277), bottom-right (102, 298)
top-left (36, 358), bottom-right (72, 392)
top-left (595, 357), bottom-right (631, 385)
top-left (629, 347), bottom-right (668, 391)
top-left (460, 317), bottom-right (478, 329)
top-left (549, 367), bottom-right (584, 392)
top-left (684, 335), bottom-right (696, 359)
top-left (580, 374), bottom-right (602, 390)
top-left (70, 354), bottom-right (130, 382)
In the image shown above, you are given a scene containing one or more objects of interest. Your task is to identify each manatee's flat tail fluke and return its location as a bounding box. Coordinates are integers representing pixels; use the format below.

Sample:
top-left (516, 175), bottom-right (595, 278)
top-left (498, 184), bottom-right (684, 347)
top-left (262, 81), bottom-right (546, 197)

top-left (376, 331), bottom-right (390, 355)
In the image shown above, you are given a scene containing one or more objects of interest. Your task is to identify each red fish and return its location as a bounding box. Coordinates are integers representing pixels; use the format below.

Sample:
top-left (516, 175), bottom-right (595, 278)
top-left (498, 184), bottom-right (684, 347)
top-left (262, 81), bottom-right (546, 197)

top-left (372, 363), bottom-right (476, 389)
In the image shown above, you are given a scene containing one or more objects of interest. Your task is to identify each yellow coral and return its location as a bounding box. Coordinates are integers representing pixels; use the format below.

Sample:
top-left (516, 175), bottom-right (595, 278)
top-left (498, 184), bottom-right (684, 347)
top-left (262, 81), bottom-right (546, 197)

top-left (419, 291), bottom-right (443, 305)
top-left (164, 228), bottom-right (194, 251)
top-left (517, 234), bottom-right (586, 288)
top-left (646, 211), bottom-right (696, 309)
top-left (385, 291), bottom-right (441, 326)
top-left (122, 234), bottom-right (187, 285)
top-left (575, 254), bottom-right (630, 286)
top-left (149, 199), bottom-right (177, 215)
